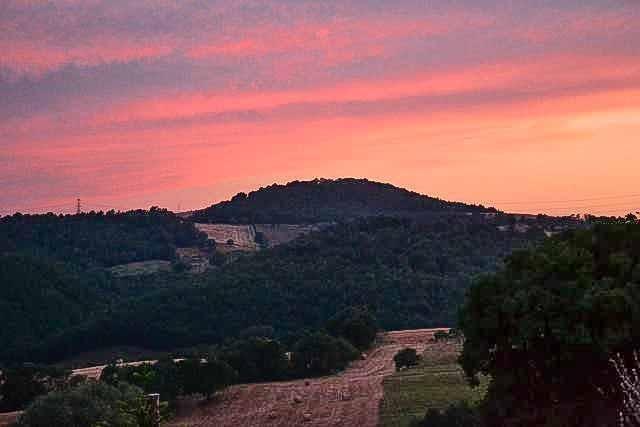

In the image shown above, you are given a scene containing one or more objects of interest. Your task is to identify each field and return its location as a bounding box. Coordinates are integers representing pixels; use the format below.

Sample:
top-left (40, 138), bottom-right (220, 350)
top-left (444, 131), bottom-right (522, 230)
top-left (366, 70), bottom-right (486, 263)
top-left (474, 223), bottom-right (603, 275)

top-left (195, 223), bottom-right (323, 253)
top-left (255, 224), bottom-right (323, 247)
top-left (379, 341), bottom-right (488, 427)
top-left (0, 329), bottom-right (474, 427)
top-left (165, 329), bottom-right (445, 427)
top-left (195, 224), bottom-right (258, 251)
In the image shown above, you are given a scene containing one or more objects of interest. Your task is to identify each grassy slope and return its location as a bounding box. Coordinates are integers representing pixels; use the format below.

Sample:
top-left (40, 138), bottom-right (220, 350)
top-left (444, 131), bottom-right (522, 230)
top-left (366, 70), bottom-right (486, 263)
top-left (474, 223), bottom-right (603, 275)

top-left (379, 342), bottom-right (487, 427)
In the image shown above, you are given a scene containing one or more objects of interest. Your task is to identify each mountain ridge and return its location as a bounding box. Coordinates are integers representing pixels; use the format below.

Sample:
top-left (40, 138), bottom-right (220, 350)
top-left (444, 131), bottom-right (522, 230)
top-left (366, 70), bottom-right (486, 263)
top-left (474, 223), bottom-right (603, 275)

top-left (190, 178), bottom-right (496, 224)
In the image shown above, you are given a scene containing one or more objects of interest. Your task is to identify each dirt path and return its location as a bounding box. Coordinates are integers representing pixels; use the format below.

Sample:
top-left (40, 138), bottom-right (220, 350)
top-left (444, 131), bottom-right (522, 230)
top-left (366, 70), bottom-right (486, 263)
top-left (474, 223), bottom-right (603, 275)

top-left (166, 328), bottom-right (446, 427)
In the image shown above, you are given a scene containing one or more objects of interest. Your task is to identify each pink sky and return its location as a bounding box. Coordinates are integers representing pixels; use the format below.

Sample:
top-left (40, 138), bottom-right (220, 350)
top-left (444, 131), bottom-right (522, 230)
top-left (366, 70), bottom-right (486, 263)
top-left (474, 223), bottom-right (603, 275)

top-left (1, 0), bottom-right (640, 216)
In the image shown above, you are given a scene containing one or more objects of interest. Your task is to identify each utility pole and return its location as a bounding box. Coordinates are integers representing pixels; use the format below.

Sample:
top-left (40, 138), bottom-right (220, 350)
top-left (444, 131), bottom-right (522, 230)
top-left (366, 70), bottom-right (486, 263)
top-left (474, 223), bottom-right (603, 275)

top-left (76, 198), bottom-right (81, 214)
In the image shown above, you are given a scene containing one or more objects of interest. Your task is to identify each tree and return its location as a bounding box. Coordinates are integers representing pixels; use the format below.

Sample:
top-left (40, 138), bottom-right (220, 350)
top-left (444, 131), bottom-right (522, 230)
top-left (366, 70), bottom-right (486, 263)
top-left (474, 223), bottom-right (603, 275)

top-left (221, 338), bottom-right (289, 383)
top-left (394, 348), bottom-right (419, 370)
top-left (459, 221), bottom-right (640, 426)
top-left (326, 306), bottom-right (377, 350)
top-left (17, 381), bottom-right (152, 427)
top-left (291, 333), bottom-right (359, 376)
top-left (197, 359), bottom-right (238, 399)
top-left (0, 365), bottom-right (69, 411)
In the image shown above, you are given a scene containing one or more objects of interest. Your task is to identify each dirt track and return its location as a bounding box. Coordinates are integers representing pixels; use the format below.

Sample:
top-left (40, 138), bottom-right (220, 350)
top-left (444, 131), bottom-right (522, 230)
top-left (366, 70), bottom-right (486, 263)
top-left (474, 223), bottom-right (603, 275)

top-left (166, 328), bottom-right (446, 427)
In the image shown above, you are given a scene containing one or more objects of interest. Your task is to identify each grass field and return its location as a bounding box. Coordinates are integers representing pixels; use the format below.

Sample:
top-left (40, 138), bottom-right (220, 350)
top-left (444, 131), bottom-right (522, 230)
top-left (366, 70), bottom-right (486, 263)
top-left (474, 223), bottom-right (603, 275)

top-left (378, 341), bottom-right (488, 427)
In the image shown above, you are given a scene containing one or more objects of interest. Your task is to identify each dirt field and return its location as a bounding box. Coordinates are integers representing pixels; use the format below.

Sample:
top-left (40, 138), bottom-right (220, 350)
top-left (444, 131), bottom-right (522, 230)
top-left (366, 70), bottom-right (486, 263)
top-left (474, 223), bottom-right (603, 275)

top-left (165, 328), bottom-right (446, 427)
top-left (195, 224), bottom-right (258, 250)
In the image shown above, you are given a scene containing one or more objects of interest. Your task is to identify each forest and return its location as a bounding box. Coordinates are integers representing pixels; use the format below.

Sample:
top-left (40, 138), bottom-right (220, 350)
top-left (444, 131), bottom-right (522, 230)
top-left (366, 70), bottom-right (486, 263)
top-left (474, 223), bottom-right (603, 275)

top-left (0, 207), bottom-right (206, 268)
top-left (190, 178), bottom-right (495, 224)
top-left (5, 215), bottom-right (543, 363)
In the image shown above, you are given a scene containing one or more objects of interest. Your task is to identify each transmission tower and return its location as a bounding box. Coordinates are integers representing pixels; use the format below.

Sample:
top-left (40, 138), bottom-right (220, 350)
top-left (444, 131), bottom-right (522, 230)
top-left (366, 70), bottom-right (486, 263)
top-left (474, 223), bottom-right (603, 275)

top-left (76, 198), bottom-right (81, 214)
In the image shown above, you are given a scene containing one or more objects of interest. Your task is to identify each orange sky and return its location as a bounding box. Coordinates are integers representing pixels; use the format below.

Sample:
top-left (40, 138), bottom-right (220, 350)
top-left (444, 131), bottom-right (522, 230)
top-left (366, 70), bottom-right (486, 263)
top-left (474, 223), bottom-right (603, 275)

top-left (1, 1), bottom-right (640, 217)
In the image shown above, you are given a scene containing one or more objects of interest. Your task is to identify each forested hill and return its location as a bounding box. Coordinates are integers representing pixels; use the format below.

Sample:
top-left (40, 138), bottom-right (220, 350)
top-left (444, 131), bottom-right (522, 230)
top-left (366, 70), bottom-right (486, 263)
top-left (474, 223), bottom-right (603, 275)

top-left (0, 208), bottom-right (206, 268)
top-left (190, 178), bottom-right (495, 224)
top-left (0, 209), bottom-right (208, 362)
top-left (23, 215), bottom-right (542, 363)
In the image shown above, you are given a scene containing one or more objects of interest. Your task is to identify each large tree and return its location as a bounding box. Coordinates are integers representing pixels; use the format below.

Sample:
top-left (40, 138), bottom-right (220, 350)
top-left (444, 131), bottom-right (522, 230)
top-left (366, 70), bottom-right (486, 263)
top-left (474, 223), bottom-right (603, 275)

top-left (459, 217), bottom-right (640, 426)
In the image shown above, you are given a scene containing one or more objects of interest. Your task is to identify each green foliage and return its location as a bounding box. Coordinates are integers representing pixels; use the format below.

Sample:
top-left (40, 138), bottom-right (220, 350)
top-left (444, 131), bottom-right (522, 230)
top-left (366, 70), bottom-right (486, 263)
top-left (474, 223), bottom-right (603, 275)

top-left (459, 220), bottom-right (640, 426)
top-left (177, 358), bottom-right (237, 399)
top-left (326, 306), bottom-right (377, 350)
top-left (394, 348), bottom-right (420, 370)
top-left (0, 208), bottom-right (206, 268)
top-left (291, 332), bottom-right (360, 376)
top-left (17, 215), bottom-right (539, 363)
top-left (100, 357), bottom-right (237, 401)
top-left (0, 254), bottom-right (113, 361)
top-left (0, 365), bottom-right (70, 411)
top-left (0, 208), bottom-right (207, 362)
top-left (379, 345), bottom-right (487, 427)
top-left (16, 381), bottom-right (151, 427)
top-left (220, 338), bottom-right (290, 383)
top-left (191, 178), bottom-right (492, 223)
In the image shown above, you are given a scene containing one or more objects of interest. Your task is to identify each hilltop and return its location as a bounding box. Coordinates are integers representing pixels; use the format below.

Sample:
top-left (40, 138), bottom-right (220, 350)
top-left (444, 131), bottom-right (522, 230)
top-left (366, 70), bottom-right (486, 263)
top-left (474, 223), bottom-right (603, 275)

top-left (190, 178), bottom-right (495, 224)
top-left (0, 179), bottom-right (575, 364)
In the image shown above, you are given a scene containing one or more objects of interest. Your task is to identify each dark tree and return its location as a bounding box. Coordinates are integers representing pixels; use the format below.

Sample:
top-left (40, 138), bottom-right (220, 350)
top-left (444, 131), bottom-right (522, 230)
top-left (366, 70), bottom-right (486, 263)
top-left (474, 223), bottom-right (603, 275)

top-left (459, 219), bottom-right (640, 427)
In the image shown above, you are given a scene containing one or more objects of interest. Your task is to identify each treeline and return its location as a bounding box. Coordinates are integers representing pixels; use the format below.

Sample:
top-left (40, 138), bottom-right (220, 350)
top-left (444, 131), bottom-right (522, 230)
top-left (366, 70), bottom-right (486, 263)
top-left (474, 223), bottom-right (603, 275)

top-left (0, 207), bottom-right (206, 268)
top-left (2, 307), bottom-right (376, 414)
top-left (191, 178), bottom-right (493, 224)
top-left (99, 328), bottom-right (369, 404)
top-left (414, 216), bottom-right (640, 427)
top-left (18, 216), bottom-right (539, 363)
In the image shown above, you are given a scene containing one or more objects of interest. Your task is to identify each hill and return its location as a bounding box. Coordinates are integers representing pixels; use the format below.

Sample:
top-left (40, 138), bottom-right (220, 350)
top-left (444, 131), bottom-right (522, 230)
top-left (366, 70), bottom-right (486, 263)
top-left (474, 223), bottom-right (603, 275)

top-left (0, 208), bottom-right (208, 362)
top-left (0, 208), bottom-right (206, 268)
top-left (22, 215), bottom-right (542, 363)
top-left (190, 178), bottom-right (494, 224)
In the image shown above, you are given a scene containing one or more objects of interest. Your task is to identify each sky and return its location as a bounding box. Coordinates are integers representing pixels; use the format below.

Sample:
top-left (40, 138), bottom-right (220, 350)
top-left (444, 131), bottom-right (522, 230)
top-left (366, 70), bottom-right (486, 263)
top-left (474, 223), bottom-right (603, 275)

top-left (1, 0), bottom-right (640, 217)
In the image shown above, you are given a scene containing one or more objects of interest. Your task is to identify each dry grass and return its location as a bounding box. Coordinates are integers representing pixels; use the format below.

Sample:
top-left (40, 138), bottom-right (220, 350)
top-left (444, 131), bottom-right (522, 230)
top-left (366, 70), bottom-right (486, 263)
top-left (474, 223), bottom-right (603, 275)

top-left (165, 329), bottom-right (445, 427)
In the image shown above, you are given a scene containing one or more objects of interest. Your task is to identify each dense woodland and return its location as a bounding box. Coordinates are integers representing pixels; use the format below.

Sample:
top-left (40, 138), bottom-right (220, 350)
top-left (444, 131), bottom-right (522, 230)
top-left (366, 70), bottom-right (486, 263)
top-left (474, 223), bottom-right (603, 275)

top-left (7, 215), bottom-right (542, 363)
top-left (191, 178), bottom-right (494, 223)
top-left (0, 209), bottom-right (207, 362)
top-left (0, 208), bottom-right (206, 268)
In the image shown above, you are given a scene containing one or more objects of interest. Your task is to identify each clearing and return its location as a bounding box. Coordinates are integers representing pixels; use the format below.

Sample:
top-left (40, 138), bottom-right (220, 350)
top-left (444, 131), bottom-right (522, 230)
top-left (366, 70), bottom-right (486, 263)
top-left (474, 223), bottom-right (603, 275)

top-left (379, 341), bottom-right (488, 427)
top-left (165, 328), bottom-right (445, 427)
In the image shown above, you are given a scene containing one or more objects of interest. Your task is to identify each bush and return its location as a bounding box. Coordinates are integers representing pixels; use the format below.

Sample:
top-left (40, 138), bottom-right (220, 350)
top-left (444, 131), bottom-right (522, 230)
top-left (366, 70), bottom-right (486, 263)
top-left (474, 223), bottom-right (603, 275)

top-left (100, 357), bottom-right (237, 401)
top-left (0, 365), bottom-right (70, 411)
top-left (17, 381), bottom-right (153, 427)
top-left (326, 306), bottom-right (377, 350)
top-left (220, 338), bottom-right (289, 383)
top-left (393, 348), bottom-right (419, 370)
top-left (291, 332), bottom-right (360, 376)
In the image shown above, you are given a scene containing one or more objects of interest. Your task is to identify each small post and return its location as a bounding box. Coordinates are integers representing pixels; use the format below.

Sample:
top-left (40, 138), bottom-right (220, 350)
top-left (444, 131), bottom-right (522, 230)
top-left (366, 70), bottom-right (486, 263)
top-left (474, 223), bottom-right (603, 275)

top-left (146, 393), bottom-right (160, 427)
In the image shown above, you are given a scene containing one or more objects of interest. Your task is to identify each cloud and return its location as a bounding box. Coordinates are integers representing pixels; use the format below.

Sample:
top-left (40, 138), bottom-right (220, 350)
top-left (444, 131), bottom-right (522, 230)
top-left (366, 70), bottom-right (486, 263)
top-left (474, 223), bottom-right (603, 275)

top-left (2, 0), bottom-right (640, 216)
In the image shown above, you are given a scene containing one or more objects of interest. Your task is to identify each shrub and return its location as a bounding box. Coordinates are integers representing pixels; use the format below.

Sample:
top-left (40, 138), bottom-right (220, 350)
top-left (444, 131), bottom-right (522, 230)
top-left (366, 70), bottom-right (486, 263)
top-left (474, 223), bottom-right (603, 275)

top-left (0, 365), bottom-right (70, 411)
top-left (326, 306), bottom-right (377, 350)
top-left (394, 348), bottom-right (419, 370)
top-left (291, 333), bottom-right (359, 376)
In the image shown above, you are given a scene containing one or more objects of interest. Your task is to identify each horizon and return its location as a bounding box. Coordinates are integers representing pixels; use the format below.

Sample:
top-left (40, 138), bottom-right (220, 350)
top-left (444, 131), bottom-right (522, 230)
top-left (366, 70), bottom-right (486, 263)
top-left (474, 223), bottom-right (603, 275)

top-left (2, 1), bottom-right (640, 217)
